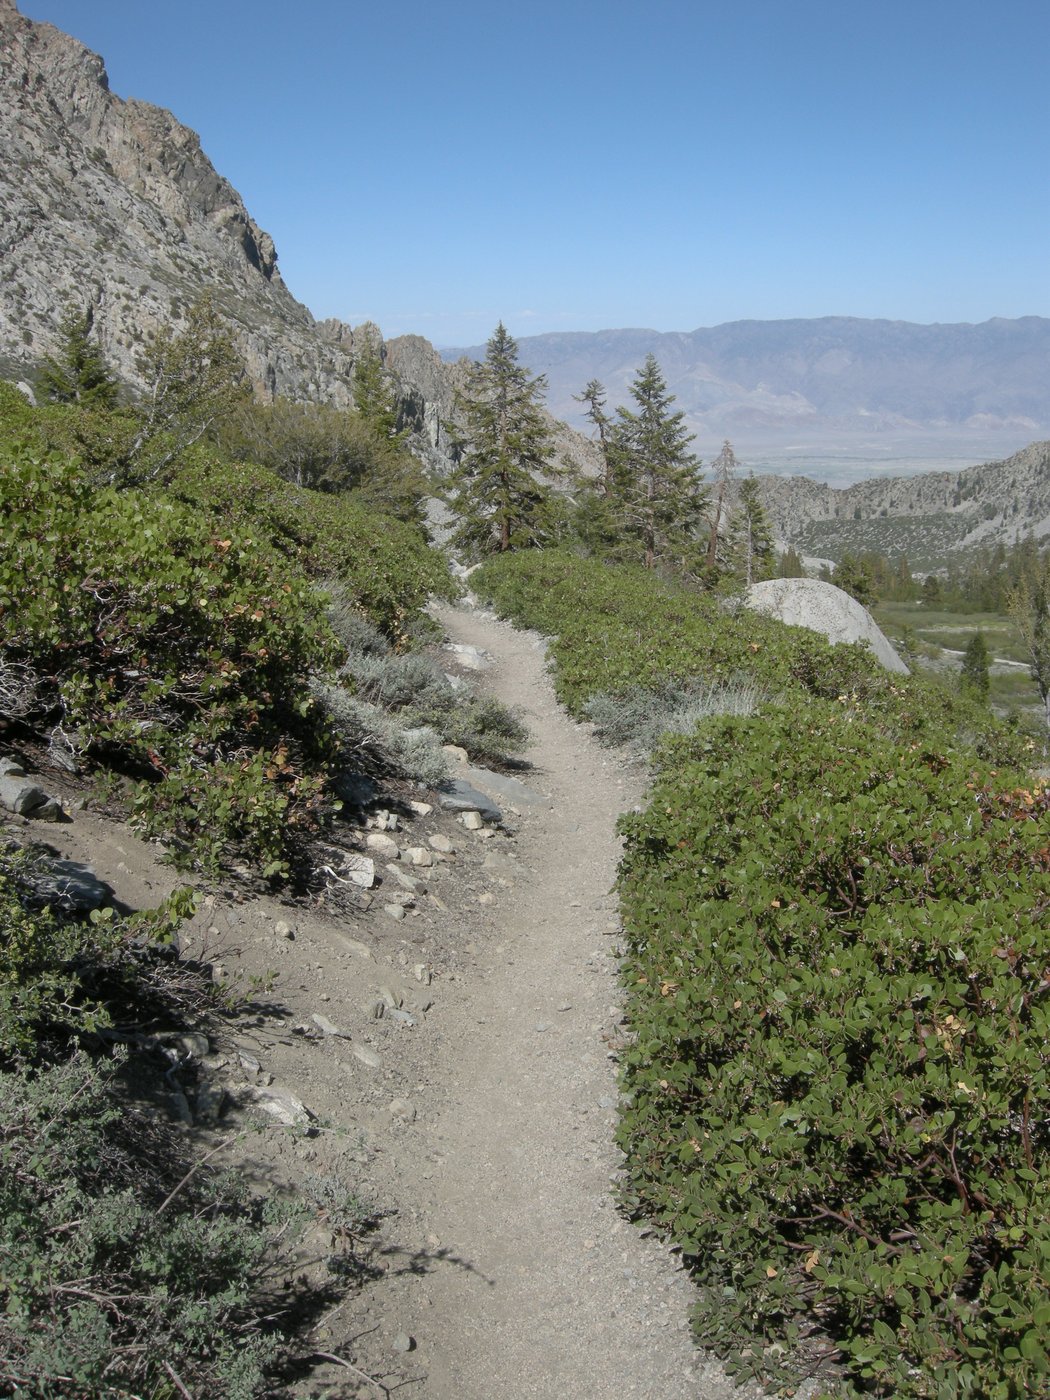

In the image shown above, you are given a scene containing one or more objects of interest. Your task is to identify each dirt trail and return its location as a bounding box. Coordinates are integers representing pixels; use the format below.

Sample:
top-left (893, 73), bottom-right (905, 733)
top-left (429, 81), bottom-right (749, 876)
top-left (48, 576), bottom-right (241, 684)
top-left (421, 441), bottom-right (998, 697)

top-left (379, 600), bottom-right (745, 1399)
top-left (21, 598), bottom-right (753, 1398)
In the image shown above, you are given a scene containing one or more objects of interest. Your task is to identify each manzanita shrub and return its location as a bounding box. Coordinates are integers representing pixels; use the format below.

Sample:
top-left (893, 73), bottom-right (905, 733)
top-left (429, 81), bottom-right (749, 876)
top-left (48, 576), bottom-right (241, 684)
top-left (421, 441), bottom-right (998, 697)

top-left (477, 548), bottom-right (1046, 1393)
top-left (617, 700), bottom-right (1050, 1396)
top-left (171, 453), bottom-right (457, 644)
top-left (0, 449), bottom-right (336, 876)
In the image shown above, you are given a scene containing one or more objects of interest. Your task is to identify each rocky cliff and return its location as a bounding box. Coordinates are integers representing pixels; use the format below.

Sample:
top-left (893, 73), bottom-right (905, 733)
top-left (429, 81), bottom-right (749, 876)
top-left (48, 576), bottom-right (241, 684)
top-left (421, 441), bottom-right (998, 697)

top-left (0, 1), bottom-right (481, 468)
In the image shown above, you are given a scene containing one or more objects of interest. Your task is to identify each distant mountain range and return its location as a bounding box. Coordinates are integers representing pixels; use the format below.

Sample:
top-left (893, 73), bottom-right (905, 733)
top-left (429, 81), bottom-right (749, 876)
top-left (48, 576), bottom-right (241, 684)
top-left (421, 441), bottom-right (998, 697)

top-left (442, 319), bottom-right (1050, 482)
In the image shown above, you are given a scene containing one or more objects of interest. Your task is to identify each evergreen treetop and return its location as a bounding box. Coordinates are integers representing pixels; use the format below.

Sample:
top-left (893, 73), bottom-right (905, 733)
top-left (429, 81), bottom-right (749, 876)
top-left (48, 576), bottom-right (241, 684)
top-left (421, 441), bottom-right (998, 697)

top-left (608, 353), bottom-right (707, 572)
top-left (446, 322), bottom-right (562, 558)
top-left (37, 304), bottom-right (119, 410)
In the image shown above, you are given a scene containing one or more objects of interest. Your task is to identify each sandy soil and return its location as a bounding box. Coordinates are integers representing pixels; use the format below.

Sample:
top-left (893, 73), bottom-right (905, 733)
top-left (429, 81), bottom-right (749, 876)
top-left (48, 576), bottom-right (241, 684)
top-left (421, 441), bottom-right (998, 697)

top-left (11, 598), bottom-right (756, 1400)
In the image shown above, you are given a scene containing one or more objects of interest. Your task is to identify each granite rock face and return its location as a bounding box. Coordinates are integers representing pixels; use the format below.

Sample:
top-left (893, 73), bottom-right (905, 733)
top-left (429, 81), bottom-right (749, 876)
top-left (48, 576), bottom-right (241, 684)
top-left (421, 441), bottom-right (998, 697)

top-left (0, 2), bottom-right (601, 490)
top-left (745, 578), bottom-right (909, 675)
top-left (0, 2), bottom-right (456, 460)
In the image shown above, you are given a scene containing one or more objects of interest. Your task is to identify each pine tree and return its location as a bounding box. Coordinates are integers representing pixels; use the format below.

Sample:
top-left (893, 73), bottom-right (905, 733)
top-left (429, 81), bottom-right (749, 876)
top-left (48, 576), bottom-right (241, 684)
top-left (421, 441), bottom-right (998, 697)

top-left (351, 325), bottom-right (403, 441)
top-left (607, 354), bottom-right (707, 572)
top-left (125, 295), bottom-right (247, 483)
top-left (959, 632), bottom-right (991, 701)
top-left (37, 304), bottom-right (119, 409)
top-left (706, 439), bottom-right (738, 572)
top-left (833, 552), bottom-right (878, 607)
top-left (777, 546), bottom-right (806, 578)
top-left (446, 323), bottom-right (561, 558)
top-left (574, 379), bottom-right (614, 494)
top-left (734, 473), bottom-right (775, 586)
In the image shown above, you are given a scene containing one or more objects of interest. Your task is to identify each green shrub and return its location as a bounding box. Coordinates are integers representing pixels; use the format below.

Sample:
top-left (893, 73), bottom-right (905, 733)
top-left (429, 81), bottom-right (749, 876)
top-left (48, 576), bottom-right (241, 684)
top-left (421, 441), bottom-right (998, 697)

top-left (170, 454), bottom-right (457, 643)
top-left (0, 841), bottom-right (195, 1061)
top-left (616, 701), bottom-right (1050, 1396)
top-left (474, 550), bottom-right (883, 715)
top-left (0, 449), bottom-right (337, 875)
top-left (0, 1053), bottom-right (297, 1397)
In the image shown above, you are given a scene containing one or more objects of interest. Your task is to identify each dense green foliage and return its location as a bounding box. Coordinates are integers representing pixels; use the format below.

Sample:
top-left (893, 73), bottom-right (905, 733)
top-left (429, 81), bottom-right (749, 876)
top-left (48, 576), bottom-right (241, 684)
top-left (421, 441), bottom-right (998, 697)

top-left (475, 547), bottom-right (1046, 1396)
top-left (619, 710), bottom-right (1049, 1396)
top-left (0, 383), bottom-right (454, 879)
top-left (475, 549), bottom-right (888, 716)
top-left (0, 448), bottom-right (335, 877)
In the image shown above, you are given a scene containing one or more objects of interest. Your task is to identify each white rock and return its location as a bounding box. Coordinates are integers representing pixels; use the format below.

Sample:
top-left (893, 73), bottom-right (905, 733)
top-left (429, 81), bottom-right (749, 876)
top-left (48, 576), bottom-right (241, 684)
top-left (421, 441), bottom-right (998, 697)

top-left (365, 832), bottom-right (400, 860)
top-left (745, 578), bottom-right (909, 674)
top-left (428, 833), bottom-right (455, 854)
top-left (405, 846), bottom-right (433, 867)
top-left (252, 1087), bottom-right (312, 1128)
top-left (442, 744), bottom-right (469, 764)
top-left (460, 810), bottom-right (483, 830)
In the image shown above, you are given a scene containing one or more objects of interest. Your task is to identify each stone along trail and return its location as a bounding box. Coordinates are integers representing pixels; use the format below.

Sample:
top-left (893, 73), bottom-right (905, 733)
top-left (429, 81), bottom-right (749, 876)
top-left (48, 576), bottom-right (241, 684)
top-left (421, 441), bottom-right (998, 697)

top-left (396, 601), bottom-right (747, 1400)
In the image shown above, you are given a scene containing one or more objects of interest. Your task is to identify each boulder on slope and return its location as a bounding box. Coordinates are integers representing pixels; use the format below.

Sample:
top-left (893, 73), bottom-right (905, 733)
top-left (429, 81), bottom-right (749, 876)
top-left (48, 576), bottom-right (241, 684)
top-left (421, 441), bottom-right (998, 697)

top-left (745, 578), bottom-right (908, 675)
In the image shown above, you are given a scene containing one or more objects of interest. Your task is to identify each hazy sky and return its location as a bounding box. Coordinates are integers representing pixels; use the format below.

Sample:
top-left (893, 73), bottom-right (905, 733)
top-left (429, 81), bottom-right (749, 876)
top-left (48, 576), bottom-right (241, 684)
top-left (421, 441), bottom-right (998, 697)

top-left (17, 0), bottom-right (1050, 346)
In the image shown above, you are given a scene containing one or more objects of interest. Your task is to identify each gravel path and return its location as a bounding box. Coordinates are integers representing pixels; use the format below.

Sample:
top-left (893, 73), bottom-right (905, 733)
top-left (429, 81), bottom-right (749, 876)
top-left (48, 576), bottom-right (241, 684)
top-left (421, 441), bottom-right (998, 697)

top-left (398, 601), bottom-right (747, 1399)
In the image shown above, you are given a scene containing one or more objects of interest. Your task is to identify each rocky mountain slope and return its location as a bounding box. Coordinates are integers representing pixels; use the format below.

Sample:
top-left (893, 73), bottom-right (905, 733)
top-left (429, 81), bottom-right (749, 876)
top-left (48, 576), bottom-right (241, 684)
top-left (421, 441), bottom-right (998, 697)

top-left (0, 0), bottom-right (526, 476)
top-left (753, 439), bottom-right (1050, 567)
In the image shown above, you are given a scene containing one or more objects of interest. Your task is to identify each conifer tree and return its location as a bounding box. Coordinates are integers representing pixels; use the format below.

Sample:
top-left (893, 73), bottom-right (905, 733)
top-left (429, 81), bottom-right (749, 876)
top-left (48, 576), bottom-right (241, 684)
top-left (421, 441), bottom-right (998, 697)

top-left (446, 323), bottom-right (561, 558)
top-left (777, 546), bottom-right (806, 578)
top-left (574, 379), bottom-right (614, 494)
top-left (37, 304), bottom-right (119, 410)
top-left (351, 325), bottom-right (403, 441)
top-left (706, 439), bottom-right (738, 572)
top-left (125, 294), bottom-right (247, 482)
top-left (833, 552), bottom-right (878, 607)
top-left (607, 354), bottom-right (707, 572)
top-left (734, 473), bottom-right (775, 586)
top-left (959, 631), bottom-right (991, 701)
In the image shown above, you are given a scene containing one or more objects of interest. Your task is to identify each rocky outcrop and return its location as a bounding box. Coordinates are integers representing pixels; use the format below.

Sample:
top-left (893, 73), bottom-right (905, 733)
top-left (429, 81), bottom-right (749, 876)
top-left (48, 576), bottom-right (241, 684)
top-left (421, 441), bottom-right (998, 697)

top-left (745, 578), bottom-right (909, 674)
top-left (0, 1), bottom-right (466, 466)
top-left (752, 440), bottom-right (1050, 565)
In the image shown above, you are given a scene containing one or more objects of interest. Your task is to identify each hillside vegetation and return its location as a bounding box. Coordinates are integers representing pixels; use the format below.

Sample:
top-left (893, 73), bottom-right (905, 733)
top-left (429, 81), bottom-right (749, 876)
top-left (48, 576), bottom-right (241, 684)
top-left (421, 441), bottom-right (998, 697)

top-left (476, 550), bottom-right (1049, 1398)
top-left (0, 365), bottom-right (468, 1393)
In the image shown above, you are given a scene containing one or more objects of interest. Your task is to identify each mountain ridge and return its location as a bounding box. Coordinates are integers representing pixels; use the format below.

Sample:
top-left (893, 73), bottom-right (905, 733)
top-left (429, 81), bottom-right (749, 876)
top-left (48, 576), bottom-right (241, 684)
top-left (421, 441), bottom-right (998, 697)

top-left (442, 317), bottom-right (1050, 476)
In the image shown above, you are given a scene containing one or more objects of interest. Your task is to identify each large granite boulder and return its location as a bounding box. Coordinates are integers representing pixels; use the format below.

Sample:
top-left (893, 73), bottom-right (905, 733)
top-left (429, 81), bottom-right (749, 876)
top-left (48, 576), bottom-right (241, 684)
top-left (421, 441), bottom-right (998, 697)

top-left (745, 578), bottom-right (908, 675)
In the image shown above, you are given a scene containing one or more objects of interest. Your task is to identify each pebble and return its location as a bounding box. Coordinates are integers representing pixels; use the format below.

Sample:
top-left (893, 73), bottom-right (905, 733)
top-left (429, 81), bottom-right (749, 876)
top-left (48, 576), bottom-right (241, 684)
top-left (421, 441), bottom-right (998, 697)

top-left (405, 846), bottom-right (434, 867)
top-left (387, 1098), bottom-right (416, 1122)
top-left (428, 833), bottom-right (456, 854)
top-left (350, 1043), bottom-right (382, 1069)
top-left (384, 903), bottom-right (406, 921)
top-left (310, 1012), bottom-right (350, 1039)
top-left (460, 810), bottom-right (484, 830)
top-left (274, 920), bottom-right (294, 940)
top-left (392, 1332), bottom-right (415, 1353)
top-left (477, 891), bottom-right (496, 906)
top-left (366, 832), bottom-right (401, 860)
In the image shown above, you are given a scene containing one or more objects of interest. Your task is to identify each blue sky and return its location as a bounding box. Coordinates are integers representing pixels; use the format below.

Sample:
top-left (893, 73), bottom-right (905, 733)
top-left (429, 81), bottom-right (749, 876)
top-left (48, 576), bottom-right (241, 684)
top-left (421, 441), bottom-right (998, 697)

top-left (17, 0), bottom-right (1050, 346)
